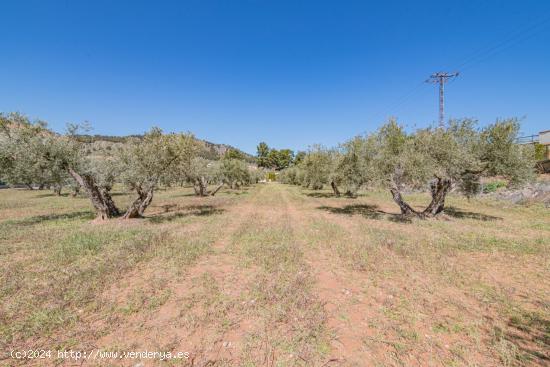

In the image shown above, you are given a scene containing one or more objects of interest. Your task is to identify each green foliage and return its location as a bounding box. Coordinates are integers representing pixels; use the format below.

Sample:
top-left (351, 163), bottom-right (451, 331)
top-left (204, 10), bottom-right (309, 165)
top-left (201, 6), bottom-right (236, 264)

top-left (458, 173), bottom-right (482, 199)
top-left (0, 113), bottom-right (74, 189)
top-left (224, 148), bottom-right (245, 161)
top-left (482, 180), bottom-right (507, 193)
top-left (221, 158), bottom-right (251, 188)
top-left (301, 145), bottom-right (332, 190)
top-left (118, 128), bottom-right (198, 192)
top-left (278, 166), bottom-right (302, 185)
top-left (294, 151), bottom-right (306, 165)
top-left (256, 142), bottom-right (294, 170)
top-left (269, 149), bottom-right (294, 170)
top-left (331, 136), bottom-right (377, 196)
top-left (256, 142), bottom-right (271, 168)
top-left (480, 119), bottom-right (536, 185)
top-left (184, 157), bottom-right (222, 186)
top-left (534, 143), bottom-right (546, 161)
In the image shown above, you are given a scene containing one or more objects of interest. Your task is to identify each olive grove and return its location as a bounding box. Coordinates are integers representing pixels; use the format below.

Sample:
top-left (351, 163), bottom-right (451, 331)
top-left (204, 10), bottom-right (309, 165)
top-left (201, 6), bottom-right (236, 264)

top-left (0, 113), bottom-right (260, 220)
top-left (279, 118), bottom-right (535, 218)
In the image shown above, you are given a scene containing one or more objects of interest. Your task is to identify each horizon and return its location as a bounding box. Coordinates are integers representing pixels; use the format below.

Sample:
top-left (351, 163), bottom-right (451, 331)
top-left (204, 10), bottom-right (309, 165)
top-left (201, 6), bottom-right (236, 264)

top-left (1, 0), bottom-right (549, 154)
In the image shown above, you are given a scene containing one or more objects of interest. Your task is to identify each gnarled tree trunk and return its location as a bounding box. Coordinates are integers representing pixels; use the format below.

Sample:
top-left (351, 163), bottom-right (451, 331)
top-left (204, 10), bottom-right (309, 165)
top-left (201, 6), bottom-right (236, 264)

top-left (138, 189), bottom-right (154, 216)
top-left (389, 184), bottom-right (417, 216)
top-left (199, 176), bottom-right (208, 196)
top-left (209, 183), bottom-right (224, 196)
top-left (193, 176), bottom-right (210, 196)
top-left (192, 184), bottom-right (200, 196)
top-left (330, 180), bottom-right (341, 197)
top-left (389, 177), bottom-right (452, 219)
top-left (423, 178), bottom-right (452, 216)
top-left (67, 168), bottom-right (120, 220)
top-left (53, 184), bottom-right (62, 196)
top-left (122, 187), bottom-right (154, 219)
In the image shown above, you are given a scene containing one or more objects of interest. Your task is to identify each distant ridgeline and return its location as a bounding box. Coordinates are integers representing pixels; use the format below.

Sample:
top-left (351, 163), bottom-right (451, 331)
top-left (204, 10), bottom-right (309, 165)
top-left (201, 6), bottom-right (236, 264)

top-left (74, 134), bottom-right (254, 162)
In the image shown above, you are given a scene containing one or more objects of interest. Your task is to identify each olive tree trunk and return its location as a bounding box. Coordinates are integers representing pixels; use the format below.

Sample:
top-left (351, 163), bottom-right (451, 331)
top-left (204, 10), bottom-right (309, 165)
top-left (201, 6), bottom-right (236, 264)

top-left (209, 183), bottom-right (224, 196)
top-left (423, 178), bottom-right (452, 216)
top-left (389, 177), bottom-right (452, 219)
top-left (122, 187), bottom-right (154, 219)
top-left (192, 184), bottom-right (200, 196)
top-left (67, 168), bottom-right (120, 220)
top-left (330, 181), bottom-right (341, 197)
top-left (389, 183), bottom-right (417, 216)
top-left (53, 184), bottom-right (62, 196)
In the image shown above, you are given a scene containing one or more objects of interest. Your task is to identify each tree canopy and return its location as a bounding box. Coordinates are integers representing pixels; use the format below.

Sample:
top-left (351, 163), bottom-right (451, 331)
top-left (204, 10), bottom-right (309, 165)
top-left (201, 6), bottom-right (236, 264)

top-left (256, 142), bottom-right (294, 170)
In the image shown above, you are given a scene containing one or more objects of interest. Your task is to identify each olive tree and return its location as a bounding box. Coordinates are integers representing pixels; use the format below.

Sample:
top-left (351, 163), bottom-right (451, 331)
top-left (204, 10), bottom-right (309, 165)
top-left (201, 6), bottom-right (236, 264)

top-left (301, 145), bottom-right (332, 190)
top-left (118, 128), bottom-right (197, 218)
top-left (49, 126), bottom-right (122, 219)
top-left (278, 166), bottom-right (302, 185)
top-left (0, 114), bottom-right (121, 219)
top-left (186, 157), bottom-right (224, 196)
top-left (220, 158), bottom-right (251, 189)
top-left (330, 136), bottom-right (377, 197)
top-left (0, 113), bottom-right (70, 191)
top-left (372, 118), bottom-right (535, 218)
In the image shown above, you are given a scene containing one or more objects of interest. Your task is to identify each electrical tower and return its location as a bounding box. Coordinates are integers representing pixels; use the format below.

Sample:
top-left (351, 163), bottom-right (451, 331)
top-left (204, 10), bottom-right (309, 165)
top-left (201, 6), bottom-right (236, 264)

top-left (426, 72), bottom-right (459, 128)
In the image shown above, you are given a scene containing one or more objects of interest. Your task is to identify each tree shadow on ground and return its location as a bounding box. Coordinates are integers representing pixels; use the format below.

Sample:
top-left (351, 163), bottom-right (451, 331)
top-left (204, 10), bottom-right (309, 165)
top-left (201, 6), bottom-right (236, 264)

top-left (305, 192), bottom-right (339, 198)
top-left (304, 191), bottom-right (358, 199)
top-left (12, 211), bottom-right (95, 225)
top-left (444, 206), bottom-right (502, 221)
top-left (502, 311), bottom-right (550, 365)
top-left (149, 205), bottom-right (225, 223)
top-left (171, 192), bottom-right (199, 198)
top-left (33, 192), bottom-right (71, 198)
top-left (228, 191), bottom-right (249, 196)
top-left (317, 204), bottom-right (411, 223)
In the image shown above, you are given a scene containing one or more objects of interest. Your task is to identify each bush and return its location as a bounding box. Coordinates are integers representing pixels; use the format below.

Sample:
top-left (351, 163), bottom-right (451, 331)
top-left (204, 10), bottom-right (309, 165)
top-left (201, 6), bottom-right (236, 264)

top-left (483, 180), bottom-right (507, 193)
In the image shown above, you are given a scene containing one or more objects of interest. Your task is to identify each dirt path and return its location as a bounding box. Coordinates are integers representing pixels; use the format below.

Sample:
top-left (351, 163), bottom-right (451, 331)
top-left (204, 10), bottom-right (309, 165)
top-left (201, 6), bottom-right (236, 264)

top-left (278, 185), bottom-right (376, 366)
top-left (91, 188), bottom-right (263, 366)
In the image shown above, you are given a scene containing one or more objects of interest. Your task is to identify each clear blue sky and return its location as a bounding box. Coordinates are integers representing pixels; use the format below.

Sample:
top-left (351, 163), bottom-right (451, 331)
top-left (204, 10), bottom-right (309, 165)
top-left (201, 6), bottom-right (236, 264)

top-left (1, 1), bottom-right (549, 154)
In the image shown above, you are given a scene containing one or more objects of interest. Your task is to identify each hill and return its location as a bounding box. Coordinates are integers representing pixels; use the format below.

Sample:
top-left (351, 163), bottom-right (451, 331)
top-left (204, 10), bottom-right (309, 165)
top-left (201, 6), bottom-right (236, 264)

top-left (75, 134), bottom-right (255, 162)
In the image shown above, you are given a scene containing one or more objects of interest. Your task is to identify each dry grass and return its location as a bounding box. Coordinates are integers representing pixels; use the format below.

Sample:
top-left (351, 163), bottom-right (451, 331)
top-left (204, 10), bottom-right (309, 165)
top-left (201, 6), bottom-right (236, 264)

top-left (0, 183), bottom-right (548, 366)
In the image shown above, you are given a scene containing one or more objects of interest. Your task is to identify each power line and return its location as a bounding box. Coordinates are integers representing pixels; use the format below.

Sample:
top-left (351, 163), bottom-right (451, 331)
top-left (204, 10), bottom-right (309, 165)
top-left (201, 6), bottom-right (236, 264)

top-left (367, 13), bottom-right (550, 126)
top-left (369, 80), bottom-right (425, 124)
top-left (448, 14), bottom-right (550, 72)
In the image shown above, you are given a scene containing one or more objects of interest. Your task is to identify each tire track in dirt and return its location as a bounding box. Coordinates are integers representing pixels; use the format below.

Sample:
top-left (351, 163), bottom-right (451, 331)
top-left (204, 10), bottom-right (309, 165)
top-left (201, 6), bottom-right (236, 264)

top-left (228, 184), bottom-right (329, 366)
top-left (91, 187), bottom-right (267, 366)
top-left (279, 185), bottom-right (379, 366)
top-left (285, 186), bottom-right (500, 366)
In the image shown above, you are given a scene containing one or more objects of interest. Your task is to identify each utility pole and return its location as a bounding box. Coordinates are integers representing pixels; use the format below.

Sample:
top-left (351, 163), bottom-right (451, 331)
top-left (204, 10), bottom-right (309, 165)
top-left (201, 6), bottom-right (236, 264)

top-left (426, 72), bottom-right (459, 128)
